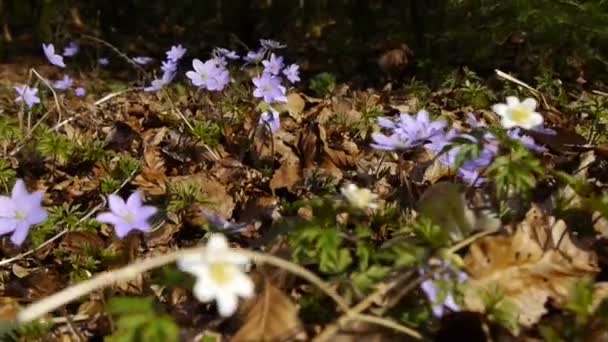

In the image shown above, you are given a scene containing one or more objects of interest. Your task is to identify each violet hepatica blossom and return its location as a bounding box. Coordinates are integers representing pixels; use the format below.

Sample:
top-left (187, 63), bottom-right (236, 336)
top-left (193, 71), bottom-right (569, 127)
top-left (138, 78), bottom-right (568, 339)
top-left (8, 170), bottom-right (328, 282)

top-left (371, 110), bottom-right (447, 150)
top-left (53, 75), bottom-right (73, 90)
top-left (166, 44), bottom-right (187, 62)
top-left (252, 72), bottom-right (287, 104)
top-left (507, 128), bottom-right (546, 152)
top-left (283, 64), bottom-right (300, 84)
top-left (15, 85), bottom-right (40, 109)
top-left (186, 58), bottom-right (230, 91)
top-left (144, 70), bottom-right (175, 92)
top-left (42, 43), bottom-right (65, 68)
top-left (420, 263), bottom-right (467, 318)
top-left (259, 109), bottom-right (281, 134)
top-left (214, 48), bottom-right (239, 60)
top-left (161, 60), bottom-right (178, 74)
top-left (0, 179), bottom-right (48, 246)
top-left (260, 39), bottom-right (286, 50)
top-left (244, 48), bottom-right (266, 63)
top-left (177, 234), bottom-right (254, 317)
top-left (98, 57), bottom-right (109, 66)
top-left (96, 191), bottom-right (157, 238)
top-left (75, 87), bottom-right (86, 97)
top-left (62, 41), bottom-right (79, 57)
top-left (262, 53), bottom-right (284, 75)
top-left (200, 209), bottom-right (248, 233)
top-left (132, 56), bottom-right (154, 65)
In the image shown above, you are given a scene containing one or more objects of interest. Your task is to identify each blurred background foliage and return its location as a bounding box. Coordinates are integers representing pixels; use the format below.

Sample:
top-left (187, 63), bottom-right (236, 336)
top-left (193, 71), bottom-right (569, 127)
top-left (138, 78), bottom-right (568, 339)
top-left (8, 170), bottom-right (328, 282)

top-left (1, 0), bottom-right (608, 86)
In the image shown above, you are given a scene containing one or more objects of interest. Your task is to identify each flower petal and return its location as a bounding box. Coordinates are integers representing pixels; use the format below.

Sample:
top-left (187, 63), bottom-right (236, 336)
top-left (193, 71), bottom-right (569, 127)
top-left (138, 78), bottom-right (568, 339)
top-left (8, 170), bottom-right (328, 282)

top-left (10, 221), bottom-right (30, 246)
top-left (207, 234), bottom-right (229, 253)
top-left (526, 112), bottom-right (544, 129)
top-left (0, 217), bottom-right (18, 235)
top-left (126, 191), bottom-right (143, 211)
top-left (492, 104), bottom-right (508, 117)
top-left (506, 96), bottom-right (520, 107)
top-left (114, 223), bottom-right (134, 238)
top-left (229, 272), bottom-right (255, 298)
top-left (11, 179), bottom-right (28, 204)
top-left (96, 212), bottom-right (124, 226)
top-left (216, 291), bottom-right (239, 317)
top-left (193, 277), bottom-right (216, 302)
top-left (521, 98), bottom-right (538, 112)
top-left (108, 194), bottom-right (129, 217)
top-left (26, 206), bottom-right (48, 225)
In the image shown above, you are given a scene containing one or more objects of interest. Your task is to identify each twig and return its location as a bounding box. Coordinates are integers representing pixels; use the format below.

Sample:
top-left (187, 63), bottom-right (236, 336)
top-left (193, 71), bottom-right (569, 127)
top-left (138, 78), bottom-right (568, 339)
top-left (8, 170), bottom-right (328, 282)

top-left (495, 69), bottom-right (550, 110)
top-left (30, 68), bottom-right (63, 124)
top-left (17, 247), bottom-right (350, 322)
top-left (352, 313), bottom-right (423, 340)
top-left (81, 34), bottom-right (146, 73)
top-left (94, 87), bottom-right (141, 106)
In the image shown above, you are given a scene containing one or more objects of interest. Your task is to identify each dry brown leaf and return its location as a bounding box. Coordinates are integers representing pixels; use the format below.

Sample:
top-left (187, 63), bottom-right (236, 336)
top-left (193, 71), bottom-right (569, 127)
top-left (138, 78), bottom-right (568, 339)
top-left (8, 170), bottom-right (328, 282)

top-left (133, 145), bottom-right (167, 195)
top-left (170, 173), bottom-right (235, 219)
top-left (270, 156), bottom-right (301, 194)
top-left (298, 122), bottom-right (322, 169)
top-left (232, 280), bottom-right (304, 342)
top-left (464, 205), bottom-right (599, 328)
top-left (286, 93), bottom-right (306, 120)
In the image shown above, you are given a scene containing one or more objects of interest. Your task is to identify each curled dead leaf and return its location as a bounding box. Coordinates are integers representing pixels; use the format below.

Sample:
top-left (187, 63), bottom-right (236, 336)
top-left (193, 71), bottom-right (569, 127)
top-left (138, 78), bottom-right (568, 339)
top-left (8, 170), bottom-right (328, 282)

top-left (270, 156), bottom-right (301, 194)
top-left (232, 280), bottom-right (305, 342)
top-left (464, 205), bottom-right (599, 328)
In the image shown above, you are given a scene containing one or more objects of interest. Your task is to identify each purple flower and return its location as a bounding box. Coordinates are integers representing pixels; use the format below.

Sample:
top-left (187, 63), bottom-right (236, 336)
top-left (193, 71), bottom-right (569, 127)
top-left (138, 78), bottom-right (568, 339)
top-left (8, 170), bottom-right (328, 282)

top-left (186, 58), bottom-right (230, 91)
top-left (507, 128), bottom-right (546, 152)
top-left (42, 43), bottom-right (65, 68)
top-left (161, 60), bottom-right (178, 74)
top-left (132, 56), bottom-right (154, 65)
top-left (75, 87), bottom-right (86, 97)
top-left (214, 48), bottom-right (239, 60)
top-left (283, 64), bottom-right (300, 84)
top-left (199, 209), bottom-right (248, 233)
top-left (420, 279), bottom-right (460, 318)
top-left (244, 48), bottom-right (266, 63)
top-left (259, 109), bottom-right (280, 134)
top-left (98, 57), bottom-right (109, 66)
top-left (260, 39), bottom-right (286, 50)
top-left (262, 53), bottom-right (284, 75)
top-left (96, 191), bottom-right (157, 238)
top-left (419, 264), bottom-right (466, 318)
top-left (62, 41), bottom-right (79, 57)
top-left (252, 73), bottom-right (287, 104)
top-left (144, 70), bottom-right (175, 92)
top-left (14, 85), bottom-right (40, 109)
top-left (371, 111), bottom-right (447, 150)
top-left (53, 75), bottom-right (73, 90)
top-left (166, 44), bottom-right (186, 62)
top-left (0, 179), bottom-right (48, 246)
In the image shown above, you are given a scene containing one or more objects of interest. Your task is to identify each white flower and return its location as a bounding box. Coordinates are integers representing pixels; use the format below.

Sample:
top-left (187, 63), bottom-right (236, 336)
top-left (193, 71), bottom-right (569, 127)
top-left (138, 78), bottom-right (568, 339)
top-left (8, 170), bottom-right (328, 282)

top-left (492, 96), bottom-right (543, 129)
top-left (340, 183), bottom-right (378, 210)
top-left (177, 234), bottom-right (254, 317)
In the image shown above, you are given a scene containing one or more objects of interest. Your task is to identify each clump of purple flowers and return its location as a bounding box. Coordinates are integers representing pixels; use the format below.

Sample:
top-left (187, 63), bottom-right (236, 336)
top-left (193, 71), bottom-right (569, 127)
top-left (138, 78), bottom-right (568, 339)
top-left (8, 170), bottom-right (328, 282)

top-left (371, 110), bottom-right (549, 186)
top-left (144, 44), bottom-right (187, 93)
top-left (186, 58), bottom-right (230, 92)
top-left (420, 261), bottom-right (468, 318)
top-left (371, 110), bottom-right (447, 151)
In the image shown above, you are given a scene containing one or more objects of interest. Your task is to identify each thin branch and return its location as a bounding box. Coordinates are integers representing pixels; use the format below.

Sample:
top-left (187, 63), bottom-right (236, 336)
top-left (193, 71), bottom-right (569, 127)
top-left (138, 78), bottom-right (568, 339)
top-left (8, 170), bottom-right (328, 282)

top-left (31, 68), bottom-right (63, 124)
top-left (17, 247), bottom-right (350, 323)
top-left (81, 34), bottom-right (146, 73)
top-left (352, 314), bottom-right (423, 340)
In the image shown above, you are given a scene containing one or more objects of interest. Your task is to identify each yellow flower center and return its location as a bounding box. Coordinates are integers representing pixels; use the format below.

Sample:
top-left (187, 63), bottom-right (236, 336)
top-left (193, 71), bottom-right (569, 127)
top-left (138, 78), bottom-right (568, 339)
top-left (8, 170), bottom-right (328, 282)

top-left (123, 213), bottom-right (135, 223)
top-left (15, 211), bottom-right (26, 221)
top-left (209, 262), bottom-right (234, 286)
top-left (510, 106), bottom-right (530, 123)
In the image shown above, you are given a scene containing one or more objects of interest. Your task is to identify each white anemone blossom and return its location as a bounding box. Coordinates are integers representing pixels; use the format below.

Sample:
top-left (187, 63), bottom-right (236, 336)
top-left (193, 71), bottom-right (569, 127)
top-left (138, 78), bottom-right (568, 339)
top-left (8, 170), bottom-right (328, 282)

top-left (492, 96), bottom-right (543, 130)
top-left (340, 183), bottom-right (379, 210)
top-left (177, 234), bottom-right (254, 317)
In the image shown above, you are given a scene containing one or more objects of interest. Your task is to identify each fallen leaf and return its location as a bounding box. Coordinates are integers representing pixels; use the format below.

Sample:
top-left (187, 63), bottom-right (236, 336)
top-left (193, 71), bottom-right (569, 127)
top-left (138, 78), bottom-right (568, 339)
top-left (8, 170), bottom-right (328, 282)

top-left (232, 280), bottom-right (304, 342)
top-left (270, 156), bottom-right (301, 194)
top-left (464, 205), bottom-right (599, 329)
top-left (286, 93), bottom-right (306, 120)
